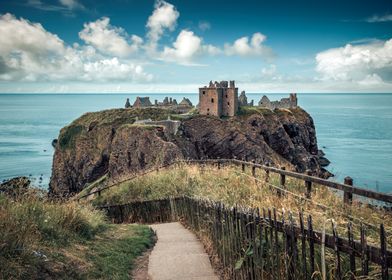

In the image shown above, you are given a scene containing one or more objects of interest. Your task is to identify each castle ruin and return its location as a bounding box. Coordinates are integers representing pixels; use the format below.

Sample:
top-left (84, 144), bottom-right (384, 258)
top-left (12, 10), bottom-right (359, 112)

top-left (199, 80), bottom-right (238, 117)
top-left (258, 94), bottom-right (297, 110)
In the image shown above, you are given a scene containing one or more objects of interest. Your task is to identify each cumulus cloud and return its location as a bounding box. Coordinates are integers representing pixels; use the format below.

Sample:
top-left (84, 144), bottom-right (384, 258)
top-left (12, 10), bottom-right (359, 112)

top-left (315, 39), bottom-right (392, 84)
top-left (224, 33), bottom-right (274, 58)
top-left (0, 14), bottom-right (152, 82)
top-left (160, 30), bottom-right (220, 64)
top-left (79, 17), bottom-right (143, 57)
top-left (146, 0), bottom-right (179, 52)
top-left (366, 14), bottom-right (392, 23)
top-left (162, 30), bottom-right (201, 63)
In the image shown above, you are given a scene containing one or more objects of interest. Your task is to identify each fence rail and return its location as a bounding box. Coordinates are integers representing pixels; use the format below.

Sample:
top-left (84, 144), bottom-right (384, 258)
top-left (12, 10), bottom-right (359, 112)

top-left (98, 197), bottom-right (391, 279)
top-left (80, 158), bottom-right (392, 206)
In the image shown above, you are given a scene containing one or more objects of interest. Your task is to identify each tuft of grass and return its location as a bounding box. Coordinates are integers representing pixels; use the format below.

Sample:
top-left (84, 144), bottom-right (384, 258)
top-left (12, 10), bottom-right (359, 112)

top-left (0, 193), bottom-right (154, 279)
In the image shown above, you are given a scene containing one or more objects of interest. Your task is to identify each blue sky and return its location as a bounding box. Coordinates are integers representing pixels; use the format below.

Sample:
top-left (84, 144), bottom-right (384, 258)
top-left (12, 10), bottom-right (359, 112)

top-left (0, 0), bottom-right (392, 93)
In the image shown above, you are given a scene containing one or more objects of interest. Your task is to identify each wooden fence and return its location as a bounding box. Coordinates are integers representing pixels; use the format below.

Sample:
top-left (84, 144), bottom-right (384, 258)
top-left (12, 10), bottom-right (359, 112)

top-left (98, 196), bottom-right (391, 279)
top-left (79, 158), bottom-right (392, 207)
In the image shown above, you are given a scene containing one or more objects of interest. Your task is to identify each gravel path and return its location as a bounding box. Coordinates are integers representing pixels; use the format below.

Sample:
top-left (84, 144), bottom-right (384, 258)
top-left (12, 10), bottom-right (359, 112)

top-left (148, 222), bottom-right (218, 280)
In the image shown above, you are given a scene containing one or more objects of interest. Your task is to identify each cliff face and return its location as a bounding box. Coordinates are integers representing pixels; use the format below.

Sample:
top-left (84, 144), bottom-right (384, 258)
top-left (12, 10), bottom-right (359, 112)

top-left (49, 107), bottom-right (330, 196)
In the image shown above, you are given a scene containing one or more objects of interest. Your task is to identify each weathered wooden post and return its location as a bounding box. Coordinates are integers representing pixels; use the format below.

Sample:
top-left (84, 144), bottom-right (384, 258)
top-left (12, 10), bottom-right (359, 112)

top-left (380, 224), bottom-right (388, 280)
top-left (242, 157), bottom-right (245, 172)
top-left (280, 166), bottom-right (286, 187)
top-left (344, 176), bottom-right (353, 204)
top-left (252, 160), bottom-right (256, 177)
top-left (217, 157), bottom-right (221, 169)
top-left (305, 170), bottom-right (312, 199)
top-left (265, 162), bottom-right (270, 183)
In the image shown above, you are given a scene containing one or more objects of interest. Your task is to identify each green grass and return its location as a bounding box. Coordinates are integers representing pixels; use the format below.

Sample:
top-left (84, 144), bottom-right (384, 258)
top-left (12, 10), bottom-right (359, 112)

top-left (0, 193), bottom-right (154, 279)
top-left (83, 224), bottom-right (154, 279)
top-left (237, 106), bottom-right (275, 116)
top-left (58, 124), bottom-right (84, 149)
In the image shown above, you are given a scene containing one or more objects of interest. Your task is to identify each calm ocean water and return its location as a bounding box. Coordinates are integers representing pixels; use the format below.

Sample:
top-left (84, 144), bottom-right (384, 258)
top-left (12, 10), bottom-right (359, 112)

top-left (0, 93), bottom-right (391, 192)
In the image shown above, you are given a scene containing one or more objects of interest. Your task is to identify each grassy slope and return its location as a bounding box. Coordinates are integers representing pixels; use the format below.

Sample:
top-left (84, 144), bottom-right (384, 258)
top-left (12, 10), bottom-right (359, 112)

top-left (0, 193), bottom-right (154, 279)
top-left (92, 163), bottom-right (392, 248)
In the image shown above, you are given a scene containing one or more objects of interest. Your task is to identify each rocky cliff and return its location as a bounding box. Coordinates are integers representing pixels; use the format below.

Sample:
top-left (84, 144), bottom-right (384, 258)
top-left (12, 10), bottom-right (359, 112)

top-left (49, 107), bottom-right (331, 196)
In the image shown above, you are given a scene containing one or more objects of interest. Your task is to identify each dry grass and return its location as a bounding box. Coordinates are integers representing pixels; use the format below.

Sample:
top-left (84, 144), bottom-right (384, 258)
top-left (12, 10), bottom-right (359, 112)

top-left (0, 191), bottom-right (154, 279)
top-left (93, 163), bottom-right (392, 249)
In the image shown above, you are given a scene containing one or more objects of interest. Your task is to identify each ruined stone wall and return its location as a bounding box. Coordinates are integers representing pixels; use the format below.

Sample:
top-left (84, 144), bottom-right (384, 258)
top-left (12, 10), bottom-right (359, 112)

top-left (199, 87), bottom-right (222, 117)
top-left (259, 94), bottom-right (297, 110)
top-left (221, 87), bottom-right (238, 116)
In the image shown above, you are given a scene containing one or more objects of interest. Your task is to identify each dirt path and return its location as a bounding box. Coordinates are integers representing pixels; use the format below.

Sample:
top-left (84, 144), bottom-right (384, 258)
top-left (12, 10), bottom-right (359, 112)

top-left (148, 222), bottom-right (218, 280)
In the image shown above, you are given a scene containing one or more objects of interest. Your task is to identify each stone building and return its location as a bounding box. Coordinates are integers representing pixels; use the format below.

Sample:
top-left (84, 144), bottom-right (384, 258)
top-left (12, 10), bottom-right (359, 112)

top-left (238, 91), bottom-right (254, 107)
top-left (133, 97), bottom-right (152, 108)
top-left (199, 80), bottom-right (238, 117)
top-left (258, 93), bottom-right (297, 110)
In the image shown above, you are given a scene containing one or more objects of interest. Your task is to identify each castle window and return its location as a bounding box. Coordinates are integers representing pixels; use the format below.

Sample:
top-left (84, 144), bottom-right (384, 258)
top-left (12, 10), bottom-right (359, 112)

top-left (226, 95), bottom-right (228, 98)
top-left (227, 102), bottom-right (230, 105)
top-left (211, 98), bottom-right (214, 103)
top-left (202, 91), bottom-right (206, 95)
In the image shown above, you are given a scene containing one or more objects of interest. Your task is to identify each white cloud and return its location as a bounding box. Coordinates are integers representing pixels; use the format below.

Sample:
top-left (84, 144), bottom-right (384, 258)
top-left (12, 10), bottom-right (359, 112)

top-left (59, 0), bottom-right (85, 10)
top-left (198, 21), bottom-right (211, 31)
top-left (0, 14), bottom-right (152, 82)
top-left (366, 14), bottom-right (392, 23)
top-left (82, 58), bottom-right (153, 82)
top-left (160, 30), bottom-right (221, 65)
top-left (224, 32), bottom-right (273, 58)
top-left (79, 17), bottom-right (142, 57)
top-left (146, 0), bottom-right (179, 52)
top-left (162, 30), bottom-right (201, 63)
top-left (315, 39), bottom-right (392, 84)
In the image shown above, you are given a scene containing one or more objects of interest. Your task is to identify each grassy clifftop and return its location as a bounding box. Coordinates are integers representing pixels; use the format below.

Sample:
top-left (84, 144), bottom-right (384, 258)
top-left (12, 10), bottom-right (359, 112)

top-left (91, 163), bottom-right (392, 249)
top-left (58, 108), bottom-right (179, 150)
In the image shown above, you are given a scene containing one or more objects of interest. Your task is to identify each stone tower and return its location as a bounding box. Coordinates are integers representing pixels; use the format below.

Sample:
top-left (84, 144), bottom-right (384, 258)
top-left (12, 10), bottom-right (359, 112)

top-left (289, 93), bottom-right (297, 108)
top-left (199, 80), bottom-right (238, 117)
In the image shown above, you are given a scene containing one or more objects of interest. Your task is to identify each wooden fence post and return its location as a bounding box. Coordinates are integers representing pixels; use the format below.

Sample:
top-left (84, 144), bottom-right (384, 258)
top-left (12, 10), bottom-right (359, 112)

top-left (305, 170), bottom-right (312, 199)
top-left (347, 222), bottom-right (356, 279)
top-left (217, 157), bottom-right (221, 169)
top-left (242, 157), bottom-right (245, 172)
top-left (380, 224), bottom-right (388, 280)
top-left (332, 221), bottom-right (342, 280)
top-left (360, 224), bottom-right (369, 275)
top-left (278, 167), bottom-right (286, 197)
top-left (265, 163), bottom-right (270, 183)
top-left (344, 176), bottom-right (353, 204)
top-left (252, 160), bottom-right (256, 177)
top-left (307, 215), bottom-right (315, 277)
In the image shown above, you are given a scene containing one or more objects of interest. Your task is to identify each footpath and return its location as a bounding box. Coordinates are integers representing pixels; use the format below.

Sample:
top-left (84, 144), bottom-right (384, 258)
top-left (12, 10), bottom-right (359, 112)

top-left (148, 222), bottom-right (218, 280)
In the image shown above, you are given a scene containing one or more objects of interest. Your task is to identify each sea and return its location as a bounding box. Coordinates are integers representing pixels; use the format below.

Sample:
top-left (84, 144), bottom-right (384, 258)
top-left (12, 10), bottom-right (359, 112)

top-left (0, 93), bottom-right (391, 193)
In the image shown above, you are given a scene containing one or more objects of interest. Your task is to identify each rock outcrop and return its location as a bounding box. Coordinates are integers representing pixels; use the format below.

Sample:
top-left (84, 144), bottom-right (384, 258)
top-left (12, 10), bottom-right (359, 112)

top-left (49, 107), bottom-right (331, 196)
top-left (1, 177), bottom-right (31, 198)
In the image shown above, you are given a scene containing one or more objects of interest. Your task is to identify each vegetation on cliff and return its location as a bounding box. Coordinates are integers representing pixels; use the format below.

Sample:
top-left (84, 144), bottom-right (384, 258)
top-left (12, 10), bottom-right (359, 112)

top-left (0, 191), bottom-right (154, 279)
top-left (50, 106), bottom-right (329, 196)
